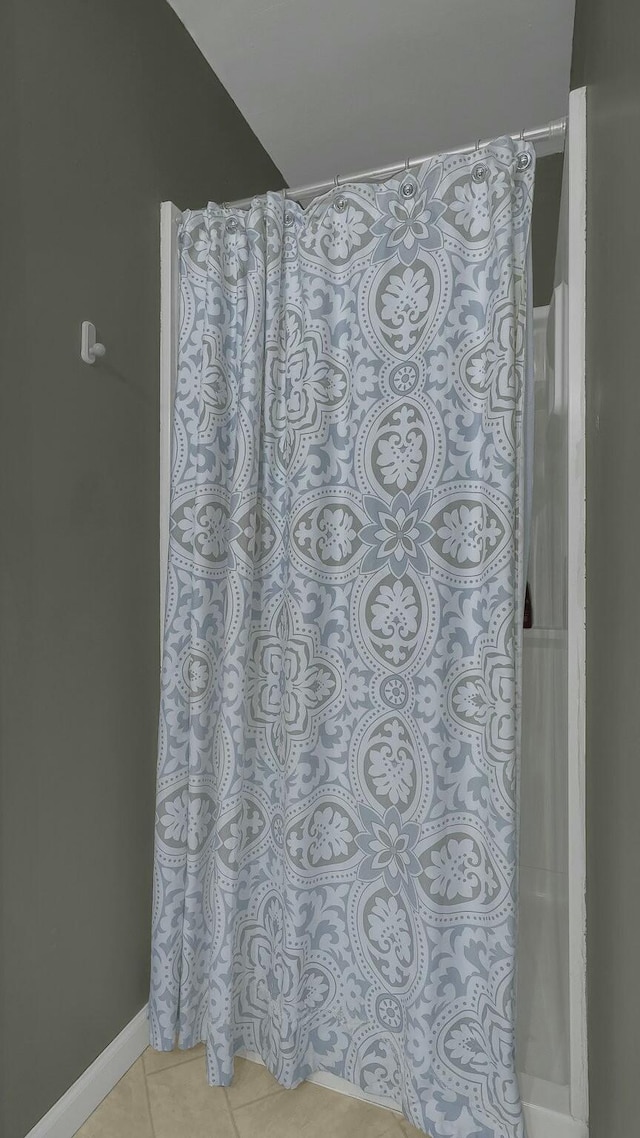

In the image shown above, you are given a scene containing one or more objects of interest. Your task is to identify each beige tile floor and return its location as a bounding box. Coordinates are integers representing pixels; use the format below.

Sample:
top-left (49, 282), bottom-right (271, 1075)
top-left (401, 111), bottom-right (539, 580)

top-left (74, 1046), bottom-right (427, 1138)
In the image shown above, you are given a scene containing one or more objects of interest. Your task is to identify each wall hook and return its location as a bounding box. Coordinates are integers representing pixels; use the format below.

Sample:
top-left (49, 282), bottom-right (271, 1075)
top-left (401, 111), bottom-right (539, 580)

top-left (81, 321), bottom-right (106, 365)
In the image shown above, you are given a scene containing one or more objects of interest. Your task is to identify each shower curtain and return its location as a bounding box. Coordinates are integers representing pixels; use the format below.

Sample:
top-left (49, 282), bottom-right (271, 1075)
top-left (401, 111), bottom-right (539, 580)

top-left (150, 137), bottom-right (534, 1138)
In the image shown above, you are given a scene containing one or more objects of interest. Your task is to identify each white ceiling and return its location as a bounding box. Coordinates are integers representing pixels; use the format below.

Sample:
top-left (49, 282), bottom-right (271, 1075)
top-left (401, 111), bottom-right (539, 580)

top-left (168, 0), bottom-right (575, 188)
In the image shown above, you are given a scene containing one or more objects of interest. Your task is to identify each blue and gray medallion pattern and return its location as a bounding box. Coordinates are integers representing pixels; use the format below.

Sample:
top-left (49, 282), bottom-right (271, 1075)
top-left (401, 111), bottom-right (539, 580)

top-left (150, 137), bottom-right (534, 1138)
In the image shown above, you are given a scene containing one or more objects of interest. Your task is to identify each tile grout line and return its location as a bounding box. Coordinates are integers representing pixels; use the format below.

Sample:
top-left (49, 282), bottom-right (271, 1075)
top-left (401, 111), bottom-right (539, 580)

top-left (142, 1061), bottom-right (158, 1138)
top-left (224, 1088), bottom-right (242, 1138)
top-left (229, 1087), bottom-right (286, 1113)
top-left (143, 1049), bottom-right (207, 1078)
top-left (143, 1049), bottom-right (418, 1138)
top-left (229, 1083), bottom-right (413, 1137)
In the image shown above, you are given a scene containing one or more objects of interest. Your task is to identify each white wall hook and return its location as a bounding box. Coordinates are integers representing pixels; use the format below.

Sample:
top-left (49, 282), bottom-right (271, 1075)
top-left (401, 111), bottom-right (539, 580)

top-left (81, 321), bottom-right (106, 364)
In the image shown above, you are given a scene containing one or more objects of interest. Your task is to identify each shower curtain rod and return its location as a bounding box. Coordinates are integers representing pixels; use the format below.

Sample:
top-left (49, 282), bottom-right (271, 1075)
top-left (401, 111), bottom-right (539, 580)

top-left (226, 116), bottom-right (566, 210)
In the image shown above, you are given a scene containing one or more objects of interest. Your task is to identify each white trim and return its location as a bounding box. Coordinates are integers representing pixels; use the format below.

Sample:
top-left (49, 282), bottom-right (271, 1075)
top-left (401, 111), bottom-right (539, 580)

top-left (524, 1101), bottom-right (588, 1138)
top-left (240, 1051), bottom-right (586, 1138)
top-left (160, 201), bottom-right (181, 632)
top-left (566, 85), bottom-right (588, 1126)
top-left (24, 1007), bottom-right (149, 1138)
top-left (21, 1018), bottom-right (586, 1138)
top-left (239, 1049), bottom-right (403, 1115)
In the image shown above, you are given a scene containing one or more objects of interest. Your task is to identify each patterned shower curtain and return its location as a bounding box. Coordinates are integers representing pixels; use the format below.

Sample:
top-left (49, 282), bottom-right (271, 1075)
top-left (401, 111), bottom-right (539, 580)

top-left (150, 137), bottom-right (534, 1138)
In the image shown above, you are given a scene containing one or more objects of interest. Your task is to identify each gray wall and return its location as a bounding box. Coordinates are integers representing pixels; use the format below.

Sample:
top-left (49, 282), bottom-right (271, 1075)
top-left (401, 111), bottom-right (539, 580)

top-left (532, 154), bottom-right (564, 308)
top-left (571, 2), bottom-right (640, 1135)
top-left (0, 4), bottom-right (281, 1137)
top-left (0, 1), bottom-right (570, 1132)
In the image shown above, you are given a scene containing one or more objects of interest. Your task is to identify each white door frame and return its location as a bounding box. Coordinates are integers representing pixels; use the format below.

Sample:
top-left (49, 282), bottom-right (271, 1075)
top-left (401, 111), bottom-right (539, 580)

top-left (565, 83), bottom-right (588, 1130)
top-left (158, 90), bottom-right (588, 1132)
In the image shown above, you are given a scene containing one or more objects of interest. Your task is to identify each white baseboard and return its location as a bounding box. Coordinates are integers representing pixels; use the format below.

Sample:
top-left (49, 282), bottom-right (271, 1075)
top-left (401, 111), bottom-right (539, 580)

top-left (523, 1101), bottom-right (588, 1138)
top-left (240, 1048), bottom-right (403, 1115)
top-left (25, 1015), bottom-right (587, 1138)
top-left (241, 1049), bottom-right (588, 1138)
top-left (25, 1006), bottom-right (149, 1138)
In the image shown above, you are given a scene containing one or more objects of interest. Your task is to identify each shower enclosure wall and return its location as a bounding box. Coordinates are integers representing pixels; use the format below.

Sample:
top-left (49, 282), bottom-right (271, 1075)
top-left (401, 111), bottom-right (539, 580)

top-left (517, 302), bottom-right (570, 1116)
top-left (516, 85), bottom-right (587, 1138)
top-left (159, 87), bottom-right (587, 1138)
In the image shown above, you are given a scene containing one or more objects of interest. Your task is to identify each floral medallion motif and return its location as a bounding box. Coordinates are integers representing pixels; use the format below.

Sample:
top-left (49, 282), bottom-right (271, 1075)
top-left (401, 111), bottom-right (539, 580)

top-left (372, 166), bottom-right (446, 264)
top-left (169, 487), bottom-right (241, 577)
top-left (284, 793), bottom-right (362, 883)
top-left (425, 485), bottom-right (512, 585)
top-left (246, 595), bottom-right (344, 769)
top-left (350, 1033), bottom-right (404, 1100)
top-left (350, 711), bottom-right (428, 819)
top-left (359, 396), bottom-right (444, 500)
top-left (299, 194), bottom-right (377, 270)
top-left (356, 805), bottom-right (422, 906)
top-left (198, 349), bottom-right (234, 433)
top-left (449, 182), bottom-right (491, 238)
top-left (156, 787), bottom-right (216, 856)
top-left (214, 795), bottom-right (270, 878)
top-left (360, 491), bottom-right (434, 576)
top-left (353, 568), bottom-right (438, 674)
top-left (351, 881), bottom-right (425, 995)
top-left (375, 993), bottom-right (404, 1033)
top-left (266, 308), bottom-right (351, 475)
top-left (454, 297), bottom-right (527, 462)
top-left (444, 604), bottom-right (516, 765)
top-left (153, 138), bottom-right (534, 1138)
top-left (418, 831), bottom-right (504, 910)
top-left (175, 638), bottom-right (216, 711)
top-left (234, 890), bottom-right (338, 1063)
top-left (290, 489), bottom-right (367, 582)
top-left (388, 361), bottom-right (420, 396)
top-left (379, 674), bottom-right (410, 710)
top-left (361, 250), bottom-right (452, 362)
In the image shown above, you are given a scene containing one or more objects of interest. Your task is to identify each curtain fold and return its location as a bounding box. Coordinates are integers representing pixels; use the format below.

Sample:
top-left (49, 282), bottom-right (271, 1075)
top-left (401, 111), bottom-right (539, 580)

top-left (150, 138), bottom-right (535, 1138)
